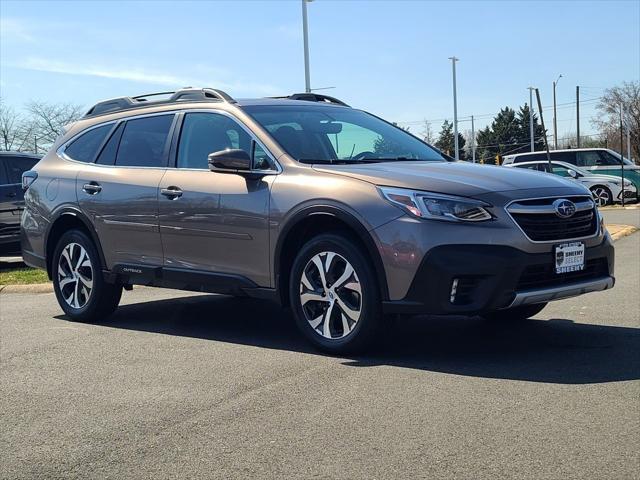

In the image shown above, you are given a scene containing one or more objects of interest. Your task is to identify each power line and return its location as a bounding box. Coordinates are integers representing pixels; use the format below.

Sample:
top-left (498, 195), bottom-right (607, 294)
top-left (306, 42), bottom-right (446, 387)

top-left (395, 96), bottom-right (602, 126)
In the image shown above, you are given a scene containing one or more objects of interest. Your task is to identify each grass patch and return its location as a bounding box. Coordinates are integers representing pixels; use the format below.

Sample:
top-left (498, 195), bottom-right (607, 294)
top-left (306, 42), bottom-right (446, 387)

top-left (0, 268), bottom-right (50, 285)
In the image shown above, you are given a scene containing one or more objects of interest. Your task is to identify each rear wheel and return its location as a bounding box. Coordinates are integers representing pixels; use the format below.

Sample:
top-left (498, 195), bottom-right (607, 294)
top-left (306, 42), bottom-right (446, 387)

top-left (289, 233), bottom-right (382, 354)
top-left (52, 229), bottom-right (122, 322)
top-left (590, 186), bottom-right (613, 207)
top-left (482, 303), bottom-right (547, 322)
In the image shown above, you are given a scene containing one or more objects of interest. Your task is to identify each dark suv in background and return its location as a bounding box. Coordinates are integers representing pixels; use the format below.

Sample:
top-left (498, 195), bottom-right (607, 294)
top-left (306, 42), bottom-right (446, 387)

top-left (21, 88), bottom-right (615, 353)
top-left (1, 151), bottom-right (41, 253)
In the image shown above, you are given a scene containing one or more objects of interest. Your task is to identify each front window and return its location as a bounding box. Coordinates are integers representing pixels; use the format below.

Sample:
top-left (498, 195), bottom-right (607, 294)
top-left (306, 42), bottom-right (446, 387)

top-left (244, 105), bottom-right (444, 164)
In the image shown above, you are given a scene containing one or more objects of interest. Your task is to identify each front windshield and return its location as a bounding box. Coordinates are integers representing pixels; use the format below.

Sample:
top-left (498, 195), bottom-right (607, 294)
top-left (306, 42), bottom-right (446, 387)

top-left (244, 105), bottom-right (444, 164)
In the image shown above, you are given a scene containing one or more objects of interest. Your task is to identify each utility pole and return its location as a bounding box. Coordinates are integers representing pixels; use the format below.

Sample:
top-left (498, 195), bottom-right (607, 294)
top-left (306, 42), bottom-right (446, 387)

top-left (552, 74), bottom-right (562, 149)
top-left (301, 0), bottom-right (312, 93)
top-left (576, 86), bottom-right (580, 148)
top-left (448, 56), bottom-right (459, 160)
top-left (625, 107), bottom-right (632, 164)
top-left (471, 115), bottom-right (476, 163)
top-left (527, 87), bottom-right (535, 152)
top-left (620, 104), bottom-right (626, 206)
top-left (535, 88), bottom-right (552, 171)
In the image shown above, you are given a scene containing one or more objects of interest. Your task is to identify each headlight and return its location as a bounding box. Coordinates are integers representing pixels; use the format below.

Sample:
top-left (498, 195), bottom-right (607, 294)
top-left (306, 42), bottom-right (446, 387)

top-left (379, 187), bottom-right (493, 222)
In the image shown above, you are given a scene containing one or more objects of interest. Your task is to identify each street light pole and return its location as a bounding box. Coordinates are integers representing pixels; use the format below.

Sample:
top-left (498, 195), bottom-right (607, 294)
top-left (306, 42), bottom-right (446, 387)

top-left (552, 74), bottom-right (562, 149)
top-left (448, 56), bottom-right (459, 160)
top-left (471, 115), bottom-right (476, 163)
top-left (527, 87), bottom-right (535, 152)
top-left (302, 0), bottom-right (312, 93)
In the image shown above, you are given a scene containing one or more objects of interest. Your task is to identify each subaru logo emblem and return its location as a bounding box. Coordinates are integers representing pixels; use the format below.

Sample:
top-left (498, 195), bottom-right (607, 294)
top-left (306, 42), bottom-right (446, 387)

top-left (553, 199), bottom-right (576, 218)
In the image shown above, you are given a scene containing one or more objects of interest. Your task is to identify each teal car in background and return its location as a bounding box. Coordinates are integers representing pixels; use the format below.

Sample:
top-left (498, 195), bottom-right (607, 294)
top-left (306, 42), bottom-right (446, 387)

top-left (503, 148), bottom-right (640, 202)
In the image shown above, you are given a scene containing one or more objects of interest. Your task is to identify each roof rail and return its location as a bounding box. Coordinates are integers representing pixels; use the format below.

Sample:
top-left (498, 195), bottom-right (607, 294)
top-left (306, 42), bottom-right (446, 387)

top-left (275, 93), bottom-right (350, 107)
top-left (84, 88), bottom-right (236, 117)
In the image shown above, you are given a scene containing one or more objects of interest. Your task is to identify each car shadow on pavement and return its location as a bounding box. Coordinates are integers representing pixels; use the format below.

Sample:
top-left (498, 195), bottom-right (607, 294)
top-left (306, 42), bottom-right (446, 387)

top-left (56, 293), bottom-right (640, 385)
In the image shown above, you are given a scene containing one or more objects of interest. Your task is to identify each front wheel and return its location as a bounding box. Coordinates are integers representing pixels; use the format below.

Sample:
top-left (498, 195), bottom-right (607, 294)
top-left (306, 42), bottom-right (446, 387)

top-left (482, 302), bottom-right (547, 322)
top-left (590, 186), bottom-right (613, 207)
top-left (52, 229), bottom-right (122, 322)
top-left (289, 233), bottom-right (382, 354)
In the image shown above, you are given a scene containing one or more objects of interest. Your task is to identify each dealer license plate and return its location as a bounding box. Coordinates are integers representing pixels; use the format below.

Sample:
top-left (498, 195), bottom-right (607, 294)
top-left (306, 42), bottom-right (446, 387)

top-left (555, 242), bottom-right (585, 274)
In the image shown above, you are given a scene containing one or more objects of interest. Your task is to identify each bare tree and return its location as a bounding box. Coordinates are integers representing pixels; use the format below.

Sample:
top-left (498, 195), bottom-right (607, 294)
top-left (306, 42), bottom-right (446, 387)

top-left (0, 100), bottom-right (35, 152)
top-left (420, 119), bottom-right (435, 144)
top-left (26, 101), bottom-right (83, 152)
top-left (593, 81), bottom-right (639, 163)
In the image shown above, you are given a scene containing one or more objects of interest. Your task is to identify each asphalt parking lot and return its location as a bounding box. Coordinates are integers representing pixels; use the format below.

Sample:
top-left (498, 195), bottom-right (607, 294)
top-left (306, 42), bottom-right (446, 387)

top-left (1, 224), bottom-right (639, 479)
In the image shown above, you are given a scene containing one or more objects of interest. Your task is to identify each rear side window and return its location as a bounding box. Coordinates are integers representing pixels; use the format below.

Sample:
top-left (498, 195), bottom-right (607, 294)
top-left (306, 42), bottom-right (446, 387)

top-left (513, 153), bottom-right (546, 162)
top-left (116, 115), bottom-right (174, 168)
top-left (515, 163), bottom-right (544, 172)
top-left (64, 124), bottom-right (113, 162)
top-left (550, 151), bottom-right (577, 164)
top-left (4, 157), bottom-right (39, 183)
top-left (576, 151), bottom-right (605, 167)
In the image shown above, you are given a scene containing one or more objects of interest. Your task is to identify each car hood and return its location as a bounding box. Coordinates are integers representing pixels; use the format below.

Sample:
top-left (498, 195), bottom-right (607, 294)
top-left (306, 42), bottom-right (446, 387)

top-left (312, 161), bottom-right (583, 197)
top-left (581, 174), bottom-right (628, 184)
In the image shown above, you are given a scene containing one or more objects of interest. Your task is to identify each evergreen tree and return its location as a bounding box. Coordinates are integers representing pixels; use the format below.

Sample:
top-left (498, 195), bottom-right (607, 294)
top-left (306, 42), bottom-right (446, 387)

top-left (435, 120), bottom-right (466, 160)
top-left (516, 103), bottom-right (546, 152)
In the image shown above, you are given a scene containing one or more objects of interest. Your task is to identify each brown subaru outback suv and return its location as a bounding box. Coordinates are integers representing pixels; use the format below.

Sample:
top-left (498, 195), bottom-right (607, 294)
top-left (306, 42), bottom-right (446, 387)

top-left (21, 88), bottom-right (615, 353)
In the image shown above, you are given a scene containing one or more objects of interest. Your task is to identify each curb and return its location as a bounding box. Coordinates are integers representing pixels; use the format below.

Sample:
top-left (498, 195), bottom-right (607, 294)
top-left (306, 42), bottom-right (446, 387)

top-left (0, 283), bottom-right (53, 294)
top-left (609, 225), bottom-right (639, 241)
top-left (599, 205), bottom-right (640, 210)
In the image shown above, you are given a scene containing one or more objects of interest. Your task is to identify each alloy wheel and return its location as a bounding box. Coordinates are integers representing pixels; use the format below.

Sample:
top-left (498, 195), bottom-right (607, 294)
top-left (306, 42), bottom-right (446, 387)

top-left (591, 188), bottom-right (610, 207)
top-left (57, 242), bottom-right (94, 309)
top-left (299, 251), bottom-right (362, 339)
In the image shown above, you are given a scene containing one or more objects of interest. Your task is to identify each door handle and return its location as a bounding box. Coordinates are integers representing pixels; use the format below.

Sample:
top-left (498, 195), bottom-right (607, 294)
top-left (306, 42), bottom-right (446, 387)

top-left (82, 182), bottom-right (102, 194)
top-left (5, 192), bottom-right (16, 198)
top-left (161, 187), bottom-right (183, 199)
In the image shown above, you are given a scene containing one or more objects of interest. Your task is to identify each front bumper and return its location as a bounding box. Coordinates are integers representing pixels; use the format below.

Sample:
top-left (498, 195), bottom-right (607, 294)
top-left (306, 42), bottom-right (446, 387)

top-left (382, 237), bottom-right (614, 315)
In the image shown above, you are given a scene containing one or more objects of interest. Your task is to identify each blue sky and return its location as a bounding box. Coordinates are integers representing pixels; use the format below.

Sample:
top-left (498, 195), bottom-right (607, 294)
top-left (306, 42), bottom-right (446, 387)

top-left (1, 0), bottom-right (639, 142)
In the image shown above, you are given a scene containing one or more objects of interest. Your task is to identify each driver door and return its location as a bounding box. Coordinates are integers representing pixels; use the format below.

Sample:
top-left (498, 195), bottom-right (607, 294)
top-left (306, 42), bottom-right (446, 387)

top-left (158, 111), bottom-right (277, 287)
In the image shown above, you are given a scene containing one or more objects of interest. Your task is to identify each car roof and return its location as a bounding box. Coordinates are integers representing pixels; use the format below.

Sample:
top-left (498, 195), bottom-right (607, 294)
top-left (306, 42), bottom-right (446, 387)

top-left (507, 148), bottom-right (608, 158)
top-left (234, 98), bottom-right (351, 108)
top-left (83, 88), bottom-right (351, 119)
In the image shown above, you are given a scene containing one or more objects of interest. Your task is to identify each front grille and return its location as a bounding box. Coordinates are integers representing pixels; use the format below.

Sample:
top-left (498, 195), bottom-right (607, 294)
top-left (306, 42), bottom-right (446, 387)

top-left (516, 257), bottom-right (609, 291)
top-left (0, 225), bottom-right (20, 237)
top-left (508, 196), bottom-right (598, 241)
top-left (622, 190), bottom-right (637, 198)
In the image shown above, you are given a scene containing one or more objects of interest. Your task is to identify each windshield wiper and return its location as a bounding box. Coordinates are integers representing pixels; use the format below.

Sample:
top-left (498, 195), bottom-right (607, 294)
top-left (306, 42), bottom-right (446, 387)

top-left (298, 157), bottom-right (440, 165)
top-left (298, 158), bottom-right (387, 165)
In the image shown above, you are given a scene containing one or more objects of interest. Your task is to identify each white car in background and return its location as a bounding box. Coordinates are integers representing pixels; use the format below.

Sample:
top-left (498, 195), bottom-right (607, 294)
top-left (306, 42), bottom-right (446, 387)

top-left (505, 160), bottom-right (636, 206)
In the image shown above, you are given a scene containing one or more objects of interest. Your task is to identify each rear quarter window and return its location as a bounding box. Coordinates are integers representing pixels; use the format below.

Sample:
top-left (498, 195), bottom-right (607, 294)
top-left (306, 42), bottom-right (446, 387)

top-left (64, 124), bottom-right (113, 163)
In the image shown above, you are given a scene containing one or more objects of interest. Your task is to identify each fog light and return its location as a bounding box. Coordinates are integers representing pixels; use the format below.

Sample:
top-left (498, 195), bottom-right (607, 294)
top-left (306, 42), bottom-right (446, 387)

top-left (450, 278), bottom-right (459, 303)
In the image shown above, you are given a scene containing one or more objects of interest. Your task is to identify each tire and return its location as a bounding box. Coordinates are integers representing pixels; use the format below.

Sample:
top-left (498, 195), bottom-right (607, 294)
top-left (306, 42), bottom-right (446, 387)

top-left (289, 233), bottom-right (382, 354)
top-left (482, 302), bottom-right (547, 322)
top-left (52, 229), bottom-right (122, 322)
top-left (590, 186), bottom-right (613, 207)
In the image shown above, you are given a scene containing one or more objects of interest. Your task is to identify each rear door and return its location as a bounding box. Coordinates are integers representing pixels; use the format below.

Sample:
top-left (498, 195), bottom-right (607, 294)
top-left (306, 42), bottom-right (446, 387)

top-left (75, 113), bottom-right (176, 268)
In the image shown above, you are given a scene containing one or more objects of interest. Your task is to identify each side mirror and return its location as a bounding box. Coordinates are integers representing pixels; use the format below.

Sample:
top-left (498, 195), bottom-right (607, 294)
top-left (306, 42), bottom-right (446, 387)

top-left (208, 149), bottom-right (251, 172)
top-left (567, 169), bottom-right (578, 179)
